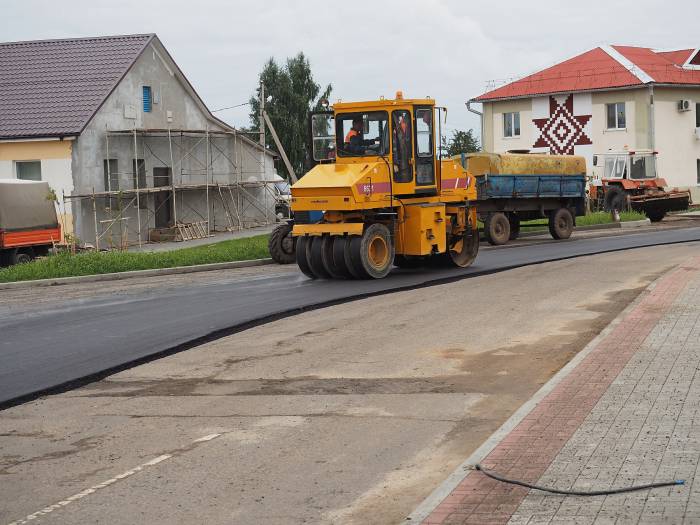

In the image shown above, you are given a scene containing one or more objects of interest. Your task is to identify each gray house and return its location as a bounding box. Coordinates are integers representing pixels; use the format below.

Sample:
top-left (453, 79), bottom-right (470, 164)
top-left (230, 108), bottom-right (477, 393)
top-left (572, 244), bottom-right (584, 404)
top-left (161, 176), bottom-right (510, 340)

top-left (0, 34), bottom-right (277, 248)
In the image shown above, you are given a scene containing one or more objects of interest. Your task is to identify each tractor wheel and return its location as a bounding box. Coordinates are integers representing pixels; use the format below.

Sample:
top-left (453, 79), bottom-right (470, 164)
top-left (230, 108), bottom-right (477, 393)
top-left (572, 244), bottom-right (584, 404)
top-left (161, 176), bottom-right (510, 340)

top-left (268, 223), bottom-right (295, 264)
top-left (548, 208), bottom-right (574, 240)
top-left (448, 228), bottom-right (479, 268)
top-left (346, 223), bottom-right (394, 279)
top-left (308, 236), bottom-right (331, 279)
top-left (508, 214), bottom-right (521, 240)
top-left (604, 186), bottom-right (627, 213)
top-left (484, 212), bottom-right (510, 245)
top-left (295, 236), bottom-right (316, 279)
top-left (645, 209), bottom-right (666, 222)
top-left (320, 236), bottom-right (350, 279)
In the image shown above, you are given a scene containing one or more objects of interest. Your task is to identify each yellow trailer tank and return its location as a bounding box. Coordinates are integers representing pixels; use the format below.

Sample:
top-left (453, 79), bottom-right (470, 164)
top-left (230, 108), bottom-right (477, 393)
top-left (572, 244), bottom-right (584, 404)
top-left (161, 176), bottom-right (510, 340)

top-left (462, 152), bottom-right (586, 177)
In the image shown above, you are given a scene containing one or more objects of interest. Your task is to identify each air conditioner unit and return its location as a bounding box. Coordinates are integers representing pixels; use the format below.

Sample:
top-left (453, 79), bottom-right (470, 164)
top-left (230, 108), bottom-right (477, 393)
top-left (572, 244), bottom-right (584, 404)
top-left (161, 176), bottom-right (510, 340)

top-left (678, 99), bottom-right (692, 112)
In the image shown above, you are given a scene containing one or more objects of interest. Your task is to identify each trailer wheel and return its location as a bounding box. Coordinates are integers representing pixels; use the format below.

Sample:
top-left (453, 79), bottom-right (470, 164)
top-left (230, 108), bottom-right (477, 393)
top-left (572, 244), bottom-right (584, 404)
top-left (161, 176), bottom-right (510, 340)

top-left (484, 212), bottom-right (510, 245)
top-left (321, 236), bottom-right (350, 279)
top-left (11, 250), bottom-right (34, 265)
top-left (295, 236), bottom-right (316, 279)
top-left (268, 223), bottom-right (296, 264)
top-left (308, 236), bottom-right (331, 279)
top-left (549, 208), bottom-right (574, 240)
top-left (508, 214), bottom-right (521, 240)
top-left (347, 223), bottom-right (394, 279)
top-left (646, 210), bottom-right (666, 222)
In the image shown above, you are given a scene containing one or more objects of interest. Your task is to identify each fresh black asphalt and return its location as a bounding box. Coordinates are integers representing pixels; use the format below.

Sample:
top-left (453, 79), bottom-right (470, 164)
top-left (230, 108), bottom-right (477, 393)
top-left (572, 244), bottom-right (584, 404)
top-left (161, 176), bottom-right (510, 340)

top-left (1, 227), bottom-right (699, 408)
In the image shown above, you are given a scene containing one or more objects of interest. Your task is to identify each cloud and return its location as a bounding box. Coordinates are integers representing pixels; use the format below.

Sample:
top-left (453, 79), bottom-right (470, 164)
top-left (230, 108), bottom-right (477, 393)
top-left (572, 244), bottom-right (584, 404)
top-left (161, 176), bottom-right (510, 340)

top-left (3, 0), bottom-right (697, 140)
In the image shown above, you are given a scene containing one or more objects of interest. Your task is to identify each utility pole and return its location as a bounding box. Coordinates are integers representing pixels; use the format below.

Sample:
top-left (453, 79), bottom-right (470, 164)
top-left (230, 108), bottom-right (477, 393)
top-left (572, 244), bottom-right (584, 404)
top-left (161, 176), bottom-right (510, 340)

top-left (259, 81), bottom-right (265, 147)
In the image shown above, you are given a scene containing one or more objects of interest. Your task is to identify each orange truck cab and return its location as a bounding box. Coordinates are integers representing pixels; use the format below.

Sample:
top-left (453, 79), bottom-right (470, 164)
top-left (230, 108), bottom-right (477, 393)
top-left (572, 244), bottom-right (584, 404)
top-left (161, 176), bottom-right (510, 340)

top-left (0, 180), bottom-right (61, 266)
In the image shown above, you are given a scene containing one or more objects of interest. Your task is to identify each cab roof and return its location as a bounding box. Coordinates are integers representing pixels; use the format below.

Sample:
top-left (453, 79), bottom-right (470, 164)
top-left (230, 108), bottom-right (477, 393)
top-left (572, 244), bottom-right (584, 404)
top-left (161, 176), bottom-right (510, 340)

top-left (333, 94), bottom-right (435, 111)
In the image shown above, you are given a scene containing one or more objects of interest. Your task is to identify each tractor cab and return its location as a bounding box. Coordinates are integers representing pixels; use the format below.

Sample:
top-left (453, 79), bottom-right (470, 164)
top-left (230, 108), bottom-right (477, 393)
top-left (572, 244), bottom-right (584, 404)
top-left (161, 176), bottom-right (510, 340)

top-left (593, 150), bottom-right (664, 188)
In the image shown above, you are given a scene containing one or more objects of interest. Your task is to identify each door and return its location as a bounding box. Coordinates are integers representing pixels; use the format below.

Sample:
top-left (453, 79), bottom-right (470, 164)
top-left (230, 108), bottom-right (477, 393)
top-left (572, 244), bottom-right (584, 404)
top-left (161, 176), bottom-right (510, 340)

top-left (391, 109), bottom-right (414, 196)
top-left (153, 167), bottom-right (172, 228)
top-left (414, 107), bottom-right (436, 192)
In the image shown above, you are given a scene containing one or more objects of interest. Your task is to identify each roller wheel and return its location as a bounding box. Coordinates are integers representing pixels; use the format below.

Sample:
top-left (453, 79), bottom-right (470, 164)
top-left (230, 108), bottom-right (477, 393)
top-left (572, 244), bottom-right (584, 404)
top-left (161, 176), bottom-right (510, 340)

top-left (548, 208), bottom-right (574, 240)
top-left (447, 229), bottom-right (479, 268)
top-left (484, 212), bottom-right (510, 245)
top-left (268, 223), bottom-right (295, 264)
top-left (346, 223), bottom-right (394, 279)
top-left (508, 214), bottom-right (521, 240)
top-left (321, 236), bottom-right (350, 279)
top-left (308, 236), bottom-right (331, 278)
top-left (295, 236), bottom-right (316, 279)
top-left (343, 237), bottom-right (364, 279)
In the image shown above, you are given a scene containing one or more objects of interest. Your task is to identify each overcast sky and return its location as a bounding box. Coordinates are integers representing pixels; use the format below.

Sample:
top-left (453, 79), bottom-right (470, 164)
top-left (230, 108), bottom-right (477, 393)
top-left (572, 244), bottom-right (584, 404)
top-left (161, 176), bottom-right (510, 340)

top-left (4, 0), bottom-right (697, 141)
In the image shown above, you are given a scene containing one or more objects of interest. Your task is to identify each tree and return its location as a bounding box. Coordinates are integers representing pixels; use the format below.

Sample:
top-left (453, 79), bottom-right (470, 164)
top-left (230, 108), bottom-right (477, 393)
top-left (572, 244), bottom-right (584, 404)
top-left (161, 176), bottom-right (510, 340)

top-left (442, 129), bottom-right (480, 157)
top-left (248, 53), bottom-right (331, 178)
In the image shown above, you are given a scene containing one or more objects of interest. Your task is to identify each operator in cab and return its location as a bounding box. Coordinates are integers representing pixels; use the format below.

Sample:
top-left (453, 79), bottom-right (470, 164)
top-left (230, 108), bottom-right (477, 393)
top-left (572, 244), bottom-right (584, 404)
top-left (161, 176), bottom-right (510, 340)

top-left (344, 116), bottom-right (375, 154)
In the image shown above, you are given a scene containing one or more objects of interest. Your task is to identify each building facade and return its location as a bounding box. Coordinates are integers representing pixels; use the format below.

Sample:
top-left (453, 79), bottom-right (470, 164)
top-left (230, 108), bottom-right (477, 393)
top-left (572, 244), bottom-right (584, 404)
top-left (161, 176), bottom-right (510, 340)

top-left (472, 46), bottom-right (700, 201)
top-left (0, 34), bottom-right (277, 248)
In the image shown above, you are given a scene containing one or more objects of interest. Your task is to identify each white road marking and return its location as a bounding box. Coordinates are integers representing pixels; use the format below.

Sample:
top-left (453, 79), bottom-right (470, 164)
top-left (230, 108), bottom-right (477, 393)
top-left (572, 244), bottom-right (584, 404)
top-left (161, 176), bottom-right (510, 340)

top-left (192, 432), bottom-right (221, 443)
top-left (7, 432), bottom-right (224, 525)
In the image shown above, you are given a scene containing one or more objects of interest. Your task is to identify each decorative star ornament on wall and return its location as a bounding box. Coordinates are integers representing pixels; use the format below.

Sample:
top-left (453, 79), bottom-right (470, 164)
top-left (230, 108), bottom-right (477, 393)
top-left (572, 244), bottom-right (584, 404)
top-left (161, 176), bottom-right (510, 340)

top-left (533, 95), bottom-right (592, 155)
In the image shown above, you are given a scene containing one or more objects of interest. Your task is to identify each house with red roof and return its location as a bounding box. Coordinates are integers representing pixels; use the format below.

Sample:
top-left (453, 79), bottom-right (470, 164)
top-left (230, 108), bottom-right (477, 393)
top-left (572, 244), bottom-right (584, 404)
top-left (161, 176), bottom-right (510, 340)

top-left (470, 45), bottom-right (700, 200)
top-left (0, 34), bottom-right (276, 249)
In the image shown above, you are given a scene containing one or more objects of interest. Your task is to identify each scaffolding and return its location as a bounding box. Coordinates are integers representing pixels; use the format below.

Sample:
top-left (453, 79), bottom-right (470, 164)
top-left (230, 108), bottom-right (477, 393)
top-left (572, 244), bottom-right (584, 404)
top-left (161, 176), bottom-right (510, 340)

top-left (64, 127), bottom-right (281, 250)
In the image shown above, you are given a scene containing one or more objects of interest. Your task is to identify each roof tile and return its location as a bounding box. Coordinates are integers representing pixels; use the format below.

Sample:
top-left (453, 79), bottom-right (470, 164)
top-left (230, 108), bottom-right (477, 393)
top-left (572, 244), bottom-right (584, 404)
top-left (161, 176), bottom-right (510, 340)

top-left (0, 34), bottom-right (153, 138)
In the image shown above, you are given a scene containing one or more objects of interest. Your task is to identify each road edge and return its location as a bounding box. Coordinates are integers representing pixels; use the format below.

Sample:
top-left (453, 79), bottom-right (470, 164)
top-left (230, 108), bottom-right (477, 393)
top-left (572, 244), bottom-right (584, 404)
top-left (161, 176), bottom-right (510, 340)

top-left (404, 267), bottom-right (663, 524)
top-left (0, 258), bottom-right (275, 290)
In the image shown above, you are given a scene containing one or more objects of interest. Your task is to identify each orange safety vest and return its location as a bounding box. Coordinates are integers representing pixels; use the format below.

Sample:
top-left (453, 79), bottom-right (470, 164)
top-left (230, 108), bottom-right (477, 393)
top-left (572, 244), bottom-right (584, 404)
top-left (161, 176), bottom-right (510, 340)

top-left (345, 129), bottom-right (359, 143)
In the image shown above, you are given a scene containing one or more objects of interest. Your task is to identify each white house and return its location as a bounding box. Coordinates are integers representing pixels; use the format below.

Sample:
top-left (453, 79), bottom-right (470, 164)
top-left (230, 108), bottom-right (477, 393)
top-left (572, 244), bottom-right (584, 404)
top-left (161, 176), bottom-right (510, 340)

top-left (470, 45), bottom-right (700, 201)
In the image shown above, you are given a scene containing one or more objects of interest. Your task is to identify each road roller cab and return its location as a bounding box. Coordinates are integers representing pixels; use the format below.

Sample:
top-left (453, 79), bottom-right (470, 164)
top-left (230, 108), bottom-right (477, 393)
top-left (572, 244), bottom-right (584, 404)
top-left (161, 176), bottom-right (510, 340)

top-left (291, 93), bottom-right (480, 279)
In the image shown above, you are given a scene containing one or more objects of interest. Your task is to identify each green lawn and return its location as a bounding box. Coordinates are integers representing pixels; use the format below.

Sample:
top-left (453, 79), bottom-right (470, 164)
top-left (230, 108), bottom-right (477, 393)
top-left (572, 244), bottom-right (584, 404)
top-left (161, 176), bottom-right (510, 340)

top-left (0, 234), bottom-right (270, 283)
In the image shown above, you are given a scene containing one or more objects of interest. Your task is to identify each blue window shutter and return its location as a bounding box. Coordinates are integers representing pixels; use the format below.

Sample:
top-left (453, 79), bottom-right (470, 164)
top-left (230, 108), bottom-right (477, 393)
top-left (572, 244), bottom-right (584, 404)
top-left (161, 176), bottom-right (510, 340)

top-left (143, 86), bottom-right (152, 113)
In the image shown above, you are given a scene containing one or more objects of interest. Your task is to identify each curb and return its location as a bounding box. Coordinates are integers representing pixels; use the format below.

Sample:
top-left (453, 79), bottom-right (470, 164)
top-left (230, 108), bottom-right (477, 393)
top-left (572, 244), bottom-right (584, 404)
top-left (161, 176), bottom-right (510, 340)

top-left (0, 258), bottom-right (275, 290)
top-left (516, 218), bottom-right (651, 239)
top-left (405, 265), bottom-right (664, 524)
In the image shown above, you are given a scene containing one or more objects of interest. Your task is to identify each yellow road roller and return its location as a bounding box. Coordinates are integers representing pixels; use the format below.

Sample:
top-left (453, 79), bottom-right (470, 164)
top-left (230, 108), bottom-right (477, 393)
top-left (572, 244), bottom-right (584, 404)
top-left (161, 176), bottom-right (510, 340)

top-left (290, 92), bottom-right (479, 279)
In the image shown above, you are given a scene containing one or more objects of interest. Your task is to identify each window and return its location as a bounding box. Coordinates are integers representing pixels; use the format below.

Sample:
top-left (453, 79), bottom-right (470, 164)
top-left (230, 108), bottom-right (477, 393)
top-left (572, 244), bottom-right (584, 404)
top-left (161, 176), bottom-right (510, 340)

top-left (414, 107), bottom-right (435, 186)
top-left (606, 102), bottom-right (626, 129)
top-left (392, 110), bottom-right (413, 183)
top-left (16, 160), bottom-right (41, 181)
top-left (103, 159), bottom-right (119, 192)
top-left (311, 113), bottom-right (336, 161)
top-left (696, 103), bottom-right (700, 128)
top-left (503, 112), bottom-right (520, 137)
top-left (336, 111), bottom-right (389, 157)
top-left (142, 86), bottom-right (152, 113)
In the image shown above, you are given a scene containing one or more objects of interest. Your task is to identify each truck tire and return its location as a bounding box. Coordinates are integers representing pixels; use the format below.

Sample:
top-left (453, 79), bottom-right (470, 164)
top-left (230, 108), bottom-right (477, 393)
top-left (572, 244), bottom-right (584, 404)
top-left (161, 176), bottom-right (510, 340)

top-left (308, 236), bottom-right (331, 279)
top-left (321, 236), bottom-right (350, 279)
top-left (268, 223), bottom-right (295, 264)
top-left (295, 236), bottom-right (316, 279)
top-left (484, 212), bottom-right (510, 245)
top-left (508, 213), bottom-right (521, 240)
top-left (646, 210), bottom-right (666, 222)
top-left (604, 186), bottom-right (626, 213)
top-left (549, 208), bottom-right (574, 240)
top-left (347, 223), bottom-right (394, 279)
top-left (10, 249), bottom-right (34, 265)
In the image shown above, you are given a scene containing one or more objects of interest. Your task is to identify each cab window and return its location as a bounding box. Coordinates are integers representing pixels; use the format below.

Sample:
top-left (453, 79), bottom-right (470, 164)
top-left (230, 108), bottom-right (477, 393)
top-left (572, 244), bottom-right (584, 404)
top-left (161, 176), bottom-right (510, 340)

top-left (311, 113), bottom-right (336, 162)
top-left (392, 110), bottom-right (413, 183)
top-left (414, 107), bottom-right (435, 186)
top-left (336, 112), bottom-right (389, 157)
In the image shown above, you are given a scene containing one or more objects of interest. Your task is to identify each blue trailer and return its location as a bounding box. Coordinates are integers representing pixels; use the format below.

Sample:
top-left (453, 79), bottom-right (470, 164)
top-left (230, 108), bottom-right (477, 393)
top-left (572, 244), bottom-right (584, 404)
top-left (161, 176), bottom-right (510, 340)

top-left (461, 153), bottom-right (587, 245)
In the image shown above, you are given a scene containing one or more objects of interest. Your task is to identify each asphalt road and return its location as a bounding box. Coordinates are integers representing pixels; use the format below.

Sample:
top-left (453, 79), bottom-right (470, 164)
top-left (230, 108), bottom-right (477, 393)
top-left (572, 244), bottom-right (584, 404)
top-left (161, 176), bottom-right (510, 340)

top-left (2, 227), bottom-right (700, 407)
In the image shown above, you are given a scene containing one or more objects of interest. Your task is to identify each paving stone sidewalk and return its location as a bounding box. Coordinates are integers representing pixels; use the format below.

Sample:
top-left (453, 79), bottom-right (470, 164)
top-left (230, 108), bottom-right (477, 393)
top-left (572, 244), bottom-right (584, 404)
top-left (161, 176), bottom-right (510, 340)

top-left (418, 256), bottom-right (700, 525)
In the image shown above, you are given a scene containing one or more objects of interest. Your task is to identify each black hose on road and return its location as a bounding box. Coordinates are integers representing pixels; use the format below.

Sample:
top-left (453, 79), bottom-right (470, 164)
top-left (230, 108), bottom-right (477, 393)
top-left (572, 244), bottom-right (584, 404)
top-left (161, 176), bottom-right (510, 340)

top-left (475, 464), bottom-right (684, 496)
